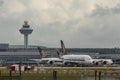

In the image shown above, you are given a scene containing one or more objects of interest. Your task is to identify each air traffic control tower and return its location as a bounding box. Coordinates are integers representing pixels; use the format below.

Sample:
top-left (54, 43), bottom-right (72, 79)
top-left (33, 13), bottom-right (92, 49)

top-left (19, 21), bottom-right (33, 48)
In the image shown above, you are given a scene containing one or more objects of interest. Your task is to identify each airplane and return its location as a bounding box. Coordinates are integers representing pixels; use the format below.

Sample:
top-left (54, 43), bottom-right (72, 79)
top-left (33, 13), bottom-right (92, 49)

top-left (57, 40), bottom-right (93, 67)
top-left (58, 53), bottom-right (94, 67)
top-left (30, 47), bottom-right (62, 66)
top-left (32, 47), bottom-right (93, 67)
top-left (57, 40), bottom-right (113, 67)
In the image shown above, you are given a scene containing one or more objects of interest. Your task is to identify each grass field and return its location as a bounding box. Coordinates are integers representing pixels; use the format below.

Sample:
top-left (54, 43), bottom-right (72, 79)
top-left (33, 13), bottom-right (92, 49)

top-left (0, 67), bottom-right (120, 80)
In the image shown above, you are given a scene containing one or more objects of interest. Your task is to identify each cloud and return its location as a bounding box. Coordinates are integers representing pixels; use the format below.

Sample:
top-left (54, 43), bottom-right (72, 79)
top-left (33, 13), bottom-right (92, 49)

top-left (96, 0), bottom-right (120, 8)
top-left (91, 4), bottom-right (120, 17)
top-left (73, 7), bottom-right (120, 48)
top-left (0, 0), bottom-right (120, 48)
top-left (0, 0), bottom-right (3, 7)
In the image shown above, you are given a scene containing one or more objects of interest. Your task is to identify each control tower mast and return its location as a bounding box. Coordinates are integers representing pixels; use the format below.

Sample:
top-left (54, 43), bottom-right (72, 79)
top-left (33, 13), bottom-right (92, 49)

top-left (19, 21), bottom-right (33, 48)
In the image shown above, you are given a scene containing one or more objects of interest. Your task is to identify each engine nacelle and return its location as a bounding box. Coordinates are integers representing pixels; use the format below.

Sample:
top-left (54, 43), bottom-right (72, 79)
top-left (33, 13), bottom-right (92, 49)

top-left (93, 61), bottom-right (102, 65)
top-left (63, 61), bottom-right (67, 65)
top-left (47, 61), bottom-right (53, 65)
top-left (103, 61), bottom-right (107, 65)
top-left (93, 60), bottom-right (108, 65)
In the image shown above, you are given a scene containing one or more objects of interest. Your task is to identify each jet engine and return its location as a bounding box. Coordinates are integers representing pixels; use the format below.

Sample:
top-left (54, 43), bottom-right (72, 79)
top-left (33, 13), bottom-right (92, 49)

top-left (93, 60), bottom-right (108, 65)
top-left (103, 61), bottom-right (107, 64)
top-left (63, 61), bottom-right (68, 66)
top-left (47, 61), bottom-right (54, 65)
top-left (93, 61), bottom-right (102, 65)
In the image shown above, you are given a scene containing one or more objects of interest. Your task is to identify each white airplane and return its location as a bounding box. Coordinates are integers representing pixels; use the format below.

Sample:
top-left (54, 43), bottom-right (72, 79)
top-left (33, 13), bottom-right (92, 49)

top-left (30, 47), bottom-right (62, 66)
top-left (57, 40), bottom-right (113, 66)
top-left (56, 40), bottom-right (93, 67)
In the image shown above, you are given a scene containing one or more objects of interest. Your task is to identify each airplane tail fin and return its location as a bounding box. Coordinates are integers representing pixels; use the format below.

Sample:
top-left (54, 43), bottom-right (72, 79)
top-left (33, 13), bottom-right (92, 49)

top-left (37, 47), bottom-right (46, 58)
top-left (60, 40), bottom-right (67, 55)
top-left (57, 50), bottom-right (62, 59)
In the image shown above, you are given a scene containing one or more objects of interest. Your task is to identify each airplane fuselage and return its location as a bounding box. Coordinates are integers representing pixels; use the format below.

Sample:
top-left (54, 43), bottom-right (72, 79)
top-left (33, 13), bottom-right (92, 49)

top-left (61, 55), bottom-right (93, 66)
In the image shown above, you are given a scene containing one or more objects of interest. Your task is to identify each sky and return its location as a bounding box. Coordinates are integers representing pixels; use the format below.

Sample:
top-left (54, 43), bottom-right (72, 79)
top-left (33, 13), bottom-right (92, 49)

top-left (0, 0), bottom-right (120, 48)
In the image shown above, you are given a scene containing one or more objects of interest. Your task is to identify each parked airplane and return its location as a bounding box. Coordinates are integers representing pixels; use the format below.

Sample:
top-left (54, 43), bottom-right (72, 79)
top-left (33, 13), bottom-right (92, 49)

top-left (57, 40), bottom-right (113, 66)
top-left (30, 47), bottom-right (62, 66)
top-left (57, 40), bottom-right (93, 66)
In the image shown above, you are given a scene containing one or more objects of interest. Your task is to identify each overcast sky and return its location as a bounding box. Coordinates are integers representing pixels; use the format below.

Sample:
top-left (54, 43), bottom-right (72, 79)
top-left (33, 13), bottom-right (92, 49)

top-left (0, 0), bottom-right (120, 48)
